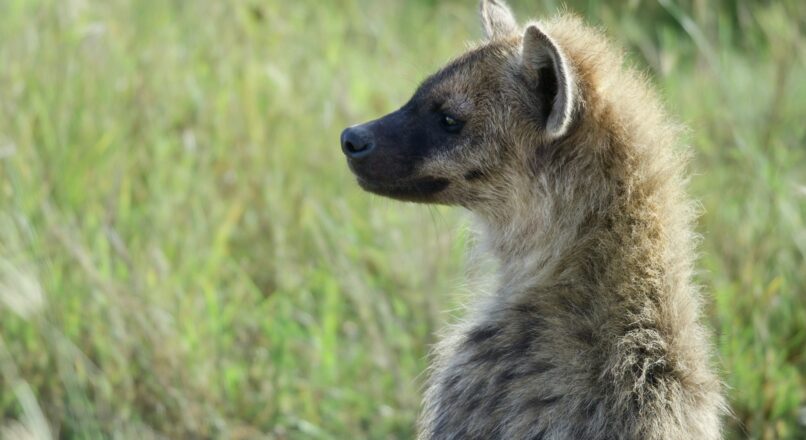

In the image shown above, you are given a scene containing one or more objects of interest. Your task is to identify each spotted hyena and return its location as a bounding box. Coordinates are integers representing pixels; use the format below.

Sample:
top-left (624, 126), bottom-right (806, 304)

top-left (340, 1), bottom-right (726, 438)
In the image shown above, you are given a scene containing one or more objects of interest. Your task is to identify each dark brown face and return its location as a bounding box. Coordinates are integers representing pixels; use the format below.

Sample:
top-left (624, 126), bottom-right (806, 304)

top-left (339, 102), bottom-right (458, 203)
top-left (340, 45), bottom-right (516, 205)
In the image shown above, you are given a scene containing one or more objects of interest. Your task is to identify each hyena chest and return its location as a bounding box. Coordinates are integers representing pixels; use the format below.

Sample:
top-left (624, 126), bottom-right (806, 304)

top-left (424, 317), bottom-right (588, 440)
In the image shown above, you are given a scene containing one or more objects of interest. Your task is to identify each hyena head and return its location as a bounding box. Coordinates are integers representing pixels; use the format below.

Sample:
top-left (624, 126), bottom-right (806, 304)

top-left (341, 0), bottom-right (576, 209)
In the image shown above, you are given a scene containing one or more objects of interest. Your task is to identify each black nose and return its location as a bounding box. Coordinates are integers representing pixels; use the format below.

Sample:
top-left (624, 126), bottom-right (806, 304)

top-left (341, 126), bottom-right (376, 158)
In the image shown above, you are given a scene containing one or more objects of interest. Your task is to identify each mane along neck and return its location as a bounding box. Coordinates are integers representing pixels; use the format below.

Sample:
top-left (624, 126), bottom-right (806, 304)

top-left (475, 17), bottom-right (696, 308)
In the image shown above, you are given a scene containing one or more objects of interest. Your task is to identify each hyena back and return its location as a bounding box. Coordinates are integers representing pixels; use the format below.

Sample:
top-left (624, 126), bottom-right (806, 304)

top-left (341, 1), bottom-right (726, 438)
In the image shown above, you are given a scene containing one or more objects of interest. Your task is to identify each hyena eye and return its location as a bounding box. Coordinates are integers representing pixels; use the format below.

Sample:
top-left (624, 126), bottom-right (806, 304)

top-left (439, 114), bottom-right (464, 134)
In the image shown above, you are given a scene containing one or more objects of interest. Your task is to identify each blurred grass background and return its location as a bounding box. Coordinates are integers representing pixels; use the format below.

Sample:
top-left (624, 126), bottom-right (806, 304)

top-left (0, 0), bottom-right (804, 438)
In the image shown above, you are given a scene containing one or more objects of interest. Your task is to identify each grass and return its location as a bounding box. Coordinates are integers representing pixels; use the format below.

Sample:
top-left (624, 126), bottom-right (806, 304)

top-left (0, 0), bottom-right (804, 438)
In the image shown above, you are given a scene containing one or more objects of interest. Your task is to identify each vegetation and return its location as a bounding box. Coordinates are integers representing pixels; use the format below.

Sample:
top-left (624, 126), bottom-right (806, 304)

top-left (0, 0), bottom-right (803, 438)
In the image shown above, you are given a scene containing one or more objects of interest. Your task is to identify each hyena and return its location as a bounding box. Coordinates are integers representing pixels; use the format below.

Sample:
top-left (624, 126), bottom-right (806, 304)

top-left (340, 1), bottom-right (726, 438)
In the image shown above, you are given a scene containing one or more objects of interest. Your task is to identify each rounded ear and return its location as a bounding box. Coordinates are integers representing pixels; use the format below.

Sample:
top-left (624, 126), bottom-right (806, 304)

top-left (479, 0), bottom-right (518, 40)
top-left (521, 25), bottom-right (576, 139)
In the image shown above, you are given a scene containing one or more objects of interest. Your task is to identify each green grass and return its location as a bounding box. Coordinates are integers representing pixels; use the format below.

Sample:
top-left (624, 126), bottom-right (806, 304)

top-left (0, 0), bottom-right (804, 438)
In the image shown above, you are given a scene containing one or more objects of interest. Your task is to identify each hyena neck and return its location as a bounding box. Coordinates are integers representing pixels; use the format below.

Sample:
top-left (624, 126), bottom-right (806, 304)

top-left (475, 202), bottom-right (584, 295)
top-left (473, 132), bottom-right (699, 335)
top-left (474, 174), bottom-right (612, 299)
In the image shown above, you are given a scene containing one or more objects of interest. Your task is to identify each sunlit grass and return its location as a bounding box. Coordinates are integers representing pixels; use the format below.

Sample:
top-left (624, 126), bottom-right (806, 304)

top-left (0, 0), bottom-right (804, 438)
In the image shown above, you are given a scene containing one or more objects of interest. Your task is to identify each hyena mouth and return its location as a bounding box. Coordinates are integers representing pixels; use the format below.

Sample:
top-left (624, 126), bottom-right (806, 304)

top-left (356, 176), bottom-right (450, 201)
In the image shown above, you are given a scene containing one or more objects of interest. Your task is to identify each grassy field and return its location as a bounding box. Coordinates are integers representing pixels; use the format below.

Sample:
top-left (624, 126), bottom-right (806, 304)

top-left (0, 0), bottom-right (804, 438)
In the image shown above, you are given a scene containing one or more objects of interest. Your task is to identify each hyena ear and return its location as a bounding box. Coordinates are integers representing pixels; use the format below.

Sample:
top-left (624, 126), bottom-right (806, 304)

top-left (521, 25), bottom-right (576, 139)
top-left (479, 0), bottom-right (518, 40)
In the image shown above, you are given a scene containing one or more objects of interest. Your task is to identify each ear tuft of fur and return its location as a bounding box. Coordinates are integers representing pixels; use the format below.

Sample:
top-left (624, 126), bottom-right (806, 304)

top-left (479, 0), bottom-right (518, 40)
top-left (522, 25), bottom-right (576, 139)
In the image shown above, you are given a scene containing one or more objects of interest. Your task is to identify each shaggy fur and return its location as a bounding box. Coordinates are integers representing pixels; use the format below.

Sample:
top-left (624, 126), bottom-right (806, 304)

top-left (342, 1), bottom-right (726, 438)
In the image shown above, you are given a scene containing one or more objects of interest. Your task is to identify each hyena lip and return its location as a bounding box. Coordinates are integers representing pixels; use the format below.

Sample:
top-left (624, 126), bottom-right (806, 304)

top-left (356, 176), bottom-right (450, 201)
